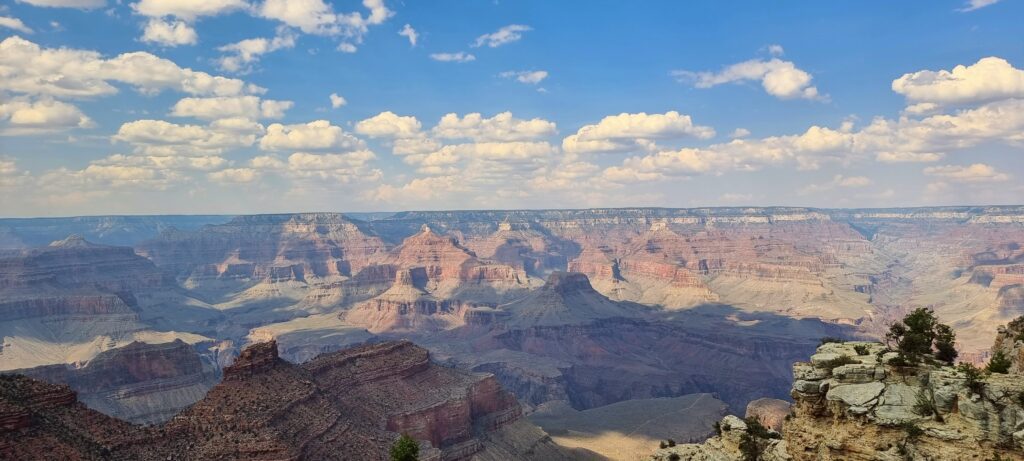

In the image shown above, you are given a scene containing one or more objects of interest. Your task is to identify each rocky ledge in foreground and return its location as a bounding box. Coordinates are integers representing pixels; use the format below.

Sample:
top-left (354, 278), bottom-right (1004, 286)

top-left (651, 318), bottom-right (1024, 461)
top-left (0, 340), bottom-right (585, 460)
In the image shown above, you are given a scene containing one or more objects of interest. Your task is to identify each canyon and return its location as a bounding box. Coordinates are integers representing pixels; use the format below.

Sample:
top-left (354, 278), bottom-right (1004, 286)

top-left (0, 206), bottom-right (1022, 458)
top-left (0, 340), bottom-right (587, 460)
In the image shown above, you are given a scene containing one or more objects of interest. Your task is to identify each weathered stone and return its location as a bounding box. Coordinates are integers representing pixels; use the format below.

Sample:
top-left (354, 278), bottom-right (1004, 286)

top-left (826, 382), bottom-right (884, 408)
top-left (833, 363), bottom-right (878, 384)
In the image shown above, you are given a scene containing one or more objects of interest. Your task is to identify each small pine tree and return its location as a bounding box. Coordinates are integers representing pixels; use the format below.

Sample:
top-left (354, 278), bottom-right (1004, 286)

top-left (390, 434), bottom-right (419, 461)
top-left (987, 350), bottom-right (1012, 374)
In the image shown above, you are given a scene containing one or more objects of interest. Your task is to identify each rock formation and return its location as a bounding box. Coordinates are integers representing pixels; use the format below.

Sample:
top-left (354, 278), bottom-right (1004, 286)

top-left (0, 340), bottom-right (586, 460)
top-left (0, 236), bottom-right (210, 371)
top-left (9, 340), bottom-right (218, 424)
top-left (745, 398), bottom-right (791, 432)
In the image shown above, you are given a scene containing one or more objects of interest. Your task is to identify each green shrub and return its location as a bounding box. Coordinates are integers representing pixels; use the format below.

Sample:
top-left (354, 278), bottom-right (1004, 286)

top-left (659, 441), bottom-right (667, 449)
top-left (853, 344), bottom-right (870, 355)
top-left (713, 420), bottom-right (722, 436)
top-left (666, 439), bottom-right (676, 447)
top-left (958, 362), bottom-right (986, 395)
top-left (912, 388), bottom-right (935, 417)
top-left (743, 417), bottom-right (781, 440)
top-left (819, 336), bottom-right (845, 345)
top-left (987, 350), bottom-right (1012, 374)
top-left (739, 433), bottom-right (761, 461)
top-left (822, 355), bottom-right (860, 370)
top-left (900, 421), bottom-right (924, 439)
top-left (667, 454), bottom-right (681, 461)
top-left (390, 434), bottom-right (419, 461)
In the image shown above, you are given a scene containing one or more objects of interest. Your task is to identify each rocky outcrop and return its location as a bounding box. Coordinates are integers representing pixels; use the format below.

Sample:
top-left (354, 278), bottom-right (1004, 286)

top-left (746, 398), bottom-right (791, 432)
top-left (0, 340), bottom-right (579, 460)
top-left (992, 317), bottom-right (1024, 373)
top-left (649, 414), bottom-right (791, 461)
top-left (10, 340), bottom-right (218, 424)
top-left (344, 268), bottom-right (482, 333)
top-left (784, 339), bottom-right (1024, 460)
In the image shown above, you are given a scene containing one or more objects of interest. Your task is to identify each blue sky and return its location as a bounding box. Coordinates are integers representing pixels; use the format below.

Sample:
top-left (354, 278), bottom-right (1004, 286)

top-left (0, 0), bottom-right (1022, 216)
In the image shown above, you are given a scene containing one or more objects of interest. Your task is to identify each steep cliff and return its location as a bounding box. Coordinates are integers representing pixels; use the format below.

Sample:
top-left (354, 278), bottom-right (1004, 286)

top-left (0, 340), bottom-right (586, 460)
top-left (11, 340), bottom-right (219, 424)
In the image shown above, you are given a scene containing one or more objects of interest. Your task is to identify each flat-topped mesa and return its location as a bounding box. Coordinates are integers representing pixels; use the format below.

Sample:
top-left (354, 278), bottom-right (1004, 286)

top-left (303, 340), bottom-right (430, 385)
top-left (543, 271), bottom-right (597, 295)
top-left (500, 272), bottom-right (643, 327)
top-left (224, 340), bottom-right (280, 379)
top-left (47, 234), bottom-right (97, 249)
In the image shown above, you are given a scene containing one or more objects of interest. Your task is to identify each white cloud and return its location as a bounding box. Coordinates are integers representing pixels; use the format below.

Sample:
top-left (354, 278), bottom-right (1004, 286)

top-left (433, 112), bottom-right (556, 141)
top-left (393, 136), bottom-right (441, 155)
top-left (170, 96), bottom-right (293, 120)
top-left (114, 118), bottom-right (263, 154)
top-left (562, 111), bottom-right (715, 154)
top-left (141, 19), bottom-right (197, 46)
top-left (329, 93), bottom-right (347, 108)
top-left (260, 120), bottom-right (366, 151)
top-left (923, 163), bottom-right (1010, 182)
top-left (892, 57), bottom-right (1024, 106)
top-left (216, 28), bottom-right (297, 72)
top-left (209, 168), bottom-right (259, 183)
top-left (959, 0), bottom-right (1001, 11)
top-left (730, 128), bottom-right (751, 138)
top-left (0, 98), bottom-right (94, 134)
top-left (355, 111), bottom-right (422, 138)
top-left (398, 24), bottom-right (417, 46)
top-left (767, 44), bottom-right (784, 56)
top-left (430, 52), bottom-right (474, 63)
top-left (0, 36), bottom-right (263, 99)
top-left (0, 17), bottom-right (33, 34)
top-left (251, 150), bottom-right (380, 183)
top-left (500, 70), bottom-right (548, 85)
top-left (14, 0), bottom-right (104, 9)
top-left (875, 151), bottom-right (943, 163)
top-left (674, 57), bottom-right (822, 100)
top-left (258, 0), bottom-right (392, 38)
top-left (473, 24), bottom-right (530, 48)
top-left (337, 43), bottom-right (357, 53)
top-left (132, 0), bottom-right (246, 21)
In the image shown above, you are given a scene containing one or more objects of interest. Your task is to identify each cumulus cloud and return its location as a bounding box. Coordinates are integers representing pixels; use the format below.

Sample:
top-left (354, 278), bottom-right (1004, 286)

top-left (430, 52), bottom-right (474, 63)
top-left (249, 151), bottom-right (380, 184)
top-left (562, 111), bottom-right (715, 154)
top-left (730, 128), bottom-right (751, 138)
top-left (209, 168), bottom-right (259, 183)
top-left (260, 120), bottom-right (366, 151)
top-left (923, 163), bottom-right (1010, 182)
top-left (114, 118), bottom-right (263, 155)
top-left (398, 24), bottom-right (417, 46)
top-left (891, 57), bottom-right (1024, 106)
top-left (499, 70), bottom-right (548, 85)
top-left (216, 28), bottom-right (297, 73)
top-left (0, 36), bottom-right (263, 99)
top-left (355, 111), bottom-right (422, 138)
top-left (329, 93), bottom-right (347, 108)
top-left (258, 0), bottom-right (392, 39)
top-left (15, 0), bottom-right (104, 9)
top-left (170, 96), bottom-right (292, 120)
top-left (433, 112), bottom-right (556, 141)
top-left (473, 24), bottom-right (530, 48)
top-left (141, 19), bottom-right (197, 46)
top-left (600, 97), bottom-right (1024, 184)
top-left (337, 42), bottom-right (358, 53)
top-left (875, 151), bottom-right (944, 163)
top-left (0, 17), bottom-right (33, 34)
top-left (674, 57), bottom-right (822, 100)
top-left (0, 98), bottom-right (94, 134)
top-left (131, 0), bottom-right (246, 21)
